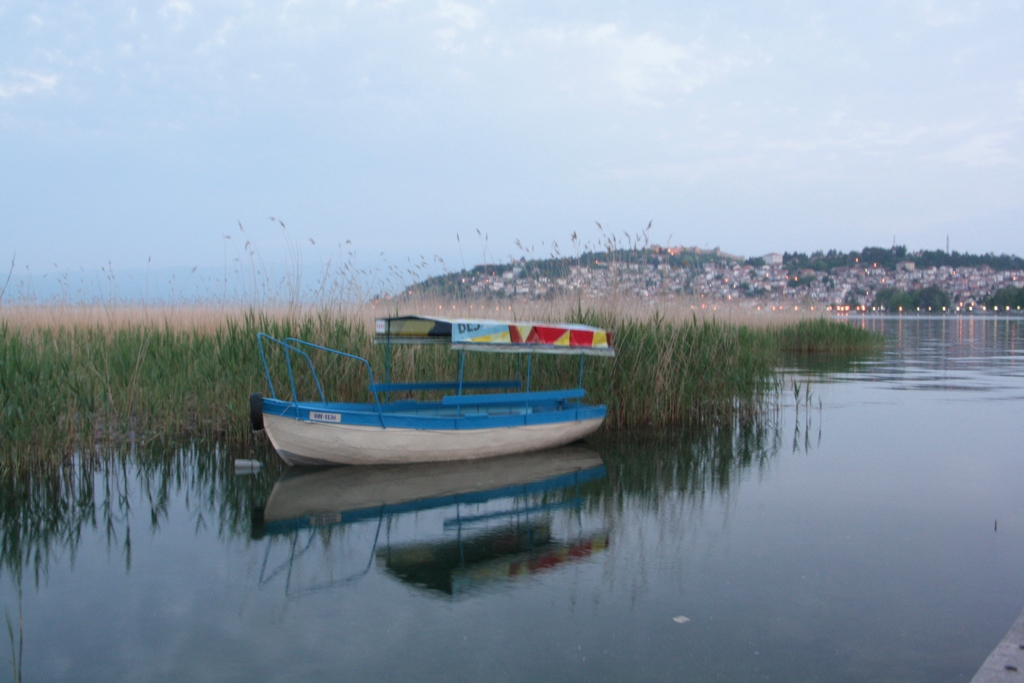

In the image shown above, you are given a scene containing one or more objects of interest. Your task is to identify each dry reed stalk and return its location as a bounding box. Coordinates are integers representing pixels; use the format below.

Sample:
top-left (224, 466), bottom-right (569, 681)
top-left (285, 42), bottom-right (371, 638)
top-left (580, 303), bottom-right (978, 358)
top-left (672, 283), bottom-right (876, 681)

top-left (364, 293), bottom-right (822, 329)
top-left (1, 294), bottom-right (823, 334)
top-left (0, 303), bottom-right (353, 332)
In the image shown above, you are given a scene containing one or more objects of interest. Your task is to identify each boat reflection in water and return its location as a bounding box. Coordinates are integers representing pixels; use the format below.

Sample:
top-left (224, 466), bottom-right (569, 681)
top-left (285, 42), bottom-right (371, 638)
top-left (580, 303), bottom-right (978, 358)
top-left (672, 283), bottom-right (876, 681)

top-left (251, 445), bottom-right (609, 598)
top-left (378, 521), bottom-right (608, 596)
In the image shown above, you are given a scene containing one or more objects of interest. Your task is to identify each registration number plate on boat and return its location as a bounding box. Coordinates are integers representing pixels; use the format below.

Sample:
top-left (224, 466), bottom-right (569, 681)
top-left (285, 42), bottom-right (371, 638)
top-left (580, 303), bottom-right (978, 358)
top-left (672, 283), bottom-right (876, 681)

top-left (309, 411), bottom-right (341, 423)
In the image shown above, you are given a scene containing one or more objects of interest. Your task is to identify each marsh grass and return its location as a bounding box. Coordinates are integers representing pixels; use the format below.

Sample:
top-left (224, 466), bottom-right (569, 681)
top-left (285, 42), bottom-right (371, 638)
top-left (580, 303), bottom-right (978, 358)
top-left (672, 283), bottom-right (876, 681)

top-left (0, 298), bottom-right (879, 472)
top-left (769, 317), bottom-right (880, 354)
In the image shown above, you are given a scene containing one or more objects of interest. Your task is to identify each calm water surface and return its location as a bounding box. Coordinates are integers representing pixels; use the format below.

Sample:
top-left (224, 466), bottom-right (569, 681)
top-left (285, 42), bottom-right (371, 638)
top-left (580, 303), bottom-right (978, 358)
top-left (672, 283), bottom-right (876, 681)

top-left (2, 316), bottom-right (1023, 682)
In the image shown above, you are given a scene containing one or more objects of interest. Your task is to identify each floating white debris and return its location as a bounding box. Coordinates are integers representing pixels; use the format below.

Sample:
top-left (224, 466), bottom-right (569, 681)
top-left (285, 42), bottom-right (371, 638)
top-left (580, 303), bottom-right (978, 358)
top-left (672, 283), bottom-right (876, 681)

top-left (672, 616), bottom-right (690, 624)
top-left (234, 459), bottom-right (263, 473)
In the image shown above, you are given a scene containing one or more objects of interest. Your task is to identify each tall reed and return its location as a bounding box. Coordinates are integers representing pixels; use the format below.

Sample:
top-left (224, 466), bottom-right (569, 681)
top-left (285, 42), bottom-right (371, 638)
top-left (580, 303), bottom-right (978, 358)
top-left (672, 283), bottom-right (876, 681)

top-left (0, 308), bottom-right (879, 471)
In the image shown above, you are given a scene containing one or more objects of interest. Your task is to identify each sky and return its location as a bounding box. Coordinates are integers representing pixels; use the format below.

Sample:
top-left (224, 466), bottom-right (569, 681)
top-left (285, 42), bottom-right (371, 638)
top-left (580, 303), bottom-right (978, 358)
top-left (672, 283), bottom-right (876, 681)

top-left (2, 0), bottom-right (1023, 295)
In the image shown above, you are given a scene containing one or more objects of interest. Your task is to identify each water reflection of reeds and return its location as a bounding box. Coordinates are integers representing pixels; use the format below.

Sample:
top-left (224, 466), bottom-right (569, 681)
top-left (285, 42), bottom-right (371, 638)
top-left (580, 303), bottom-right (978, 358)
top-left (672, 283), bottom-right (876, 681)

top-left (591, 418), bottom-right (784, 509)
top-left (0, 440), bottom-right (280, 585)
top-left (0, 414), bottom-right (796, 587)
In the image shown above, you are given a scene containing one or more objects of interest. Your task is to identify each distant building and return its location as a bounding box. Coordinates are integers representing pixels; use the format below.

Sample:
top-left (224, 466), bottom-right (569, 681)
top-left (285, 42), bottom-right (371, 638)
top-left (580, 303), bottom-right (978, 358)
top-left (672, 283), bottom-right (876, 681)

top-left (764, 253), bottom-right (783, 266)
top-left (897, 261), bottom-right (916, 271)
top-left (651, 245), bottom-right (692, 257)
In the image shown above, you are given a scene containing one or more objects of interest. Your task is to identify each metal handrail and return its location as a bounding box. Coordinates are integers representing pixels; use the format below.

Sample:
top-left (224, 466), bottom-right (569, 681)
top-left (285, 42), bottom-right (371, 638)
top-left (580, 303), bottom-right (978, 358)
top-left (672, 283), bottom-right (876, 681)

top-left (258, 333), bottom-right (318, 401)
top-left (256, 333), bottom-right (385, 426)
top-left (284, 338), bottom-right (386, 424)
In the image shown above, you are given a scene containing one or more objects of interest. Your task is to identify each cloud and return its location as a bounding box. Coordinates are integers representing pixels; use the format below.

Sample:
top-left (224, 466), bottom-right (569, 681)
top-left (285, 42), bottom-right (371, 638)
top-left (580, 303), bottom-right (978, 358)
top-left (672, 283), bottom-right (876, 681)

top-left (434, 0), bottom-right (481, 52)
top-left (930, 132), bottom-right (1017, 167)
top-left (760, 117), bottom-right (975, 155)
top-left (588, 25), bottom-right (715, 100)
top-left (914, 0), bottom-right (980, 27)
top-left (199, 18), bottom-right (235, 51)
top-left (435, 0), bottom-right (480, 30)
top-left (160, 0), bottom-right (194, 29)
top-left (435, 27), bottom-right (459, 52)
top-left (524, 23), bottom-right (748, 106)
top-left (0, 71), bottom-right (58, 98)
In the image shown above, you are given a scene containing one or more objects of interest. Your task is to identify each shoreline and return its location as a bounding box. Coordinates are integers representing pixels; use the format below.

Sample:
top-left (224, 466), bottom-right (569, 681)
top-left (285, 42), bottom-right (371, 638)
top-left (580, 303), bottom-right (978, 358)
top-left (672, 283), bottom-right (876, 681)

top-left (971, 606), bottom-right (1024, 682)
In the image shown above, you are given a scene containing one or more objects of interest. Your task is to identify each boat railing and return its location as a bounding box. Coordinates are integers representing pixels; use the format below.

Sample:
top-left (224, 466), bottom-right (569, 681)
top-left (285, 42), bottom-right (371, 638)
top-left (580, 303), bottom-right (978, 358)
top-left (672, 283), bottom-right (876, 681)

top-left (256, 334), bottom-right (385, 422)
top-left (280, 339), bottom-right (523, 401)
top-left (257, 333), bottom-right (588, 427)
top-left (284, 337), bottom-right (386, 417)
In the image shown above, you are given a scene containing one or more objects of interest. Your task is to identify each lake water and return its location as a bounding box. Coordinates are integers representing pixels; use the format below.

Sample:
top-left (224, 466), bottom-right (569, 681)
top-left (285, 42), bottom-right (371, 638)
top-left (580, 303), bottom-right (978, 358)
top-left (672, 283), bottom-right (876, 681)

top-left (2, 315), bottom-right (1023, 682)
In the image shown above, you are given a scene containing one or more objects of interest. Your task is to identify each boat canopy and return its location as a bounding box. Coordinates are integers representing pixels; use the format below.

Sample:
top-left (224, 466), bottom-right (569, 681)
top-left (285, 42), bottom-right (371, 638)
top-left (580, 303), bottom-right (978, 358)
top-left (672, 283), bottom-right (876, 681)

top-left (374, 316), bottom-right (614, 357)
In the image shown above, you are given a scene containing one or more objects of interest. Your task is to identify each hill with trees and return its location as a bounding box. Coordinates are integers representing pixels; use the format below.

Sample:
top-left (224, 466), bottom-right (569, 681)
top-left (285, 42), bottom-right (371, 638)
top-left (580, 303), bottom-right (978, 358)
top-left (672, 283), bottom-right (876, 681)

top-left (782, 246), bottom-right (1024, 274)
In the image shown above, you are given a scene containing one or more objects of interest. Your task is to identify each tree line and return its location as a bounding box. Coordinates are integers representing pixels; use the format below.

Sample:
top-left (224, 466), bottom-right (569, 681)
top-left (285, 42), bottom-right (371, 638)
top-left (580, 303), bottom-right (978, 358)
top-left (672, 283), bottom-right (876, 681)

top-left (782, 246), bottom-right (1024, 274)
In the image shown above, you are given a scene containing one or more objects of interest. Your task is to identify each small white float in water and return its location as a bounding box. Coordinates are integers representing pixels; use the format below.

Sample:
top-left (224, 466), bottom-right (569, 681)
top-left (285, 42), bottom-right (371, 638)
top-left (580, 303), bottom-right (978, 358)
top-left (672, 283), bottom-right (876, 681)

top-left (234, 459), bottom-right (263, 474)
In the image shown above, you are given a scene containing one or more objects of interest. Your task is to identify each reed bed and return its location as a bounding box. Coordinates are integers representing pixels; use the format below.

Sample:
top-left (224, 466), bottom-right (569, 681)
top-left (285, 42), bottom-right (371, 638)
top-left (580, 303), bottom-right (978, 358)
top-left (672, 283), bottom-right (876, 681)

top-left (769, 317), bottom-right (881, 354)
top-left (0, 301), bottom-right (879, 472)
top-left (0, 293), bottom-right (820, 332)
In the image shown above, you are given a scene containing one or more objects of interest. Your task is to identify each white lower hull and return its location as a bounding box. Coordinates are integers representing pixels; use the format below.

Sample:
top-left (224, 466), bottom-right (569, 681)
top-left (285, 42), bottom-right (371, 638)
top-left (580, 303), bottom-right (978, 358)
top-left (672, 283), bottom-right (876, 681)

top-left (263, 414), bottom-right (605, 466)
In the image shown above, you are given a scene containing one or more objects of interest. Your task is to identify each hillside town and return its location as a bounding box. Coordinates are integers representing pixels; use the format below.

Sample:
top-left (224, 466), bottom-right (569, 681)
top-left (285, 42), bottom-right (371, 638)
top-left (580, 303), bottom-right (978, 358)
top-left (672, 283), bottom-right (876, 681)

top-left (421, 245), bottom-right (1024, 311)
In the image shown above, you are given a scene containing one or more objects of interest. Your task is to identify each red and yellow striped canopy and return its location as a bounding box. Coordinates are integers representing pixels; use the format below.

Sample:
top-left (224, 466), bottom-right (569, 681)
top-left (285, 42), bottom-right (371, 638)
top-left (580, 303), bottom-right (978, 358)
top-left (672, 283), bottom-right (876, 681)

top-left (375, 317), bottom-right (614, 357)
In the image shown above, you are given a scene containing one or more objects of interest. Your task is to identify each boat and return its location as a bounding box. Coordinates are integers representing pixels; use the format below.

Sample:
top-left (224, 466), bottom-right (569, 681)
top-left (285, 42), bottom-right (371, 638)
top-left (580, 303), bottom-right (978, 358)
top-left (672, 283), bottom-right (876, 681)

top-left (249, 316), bottom-right (614, 466)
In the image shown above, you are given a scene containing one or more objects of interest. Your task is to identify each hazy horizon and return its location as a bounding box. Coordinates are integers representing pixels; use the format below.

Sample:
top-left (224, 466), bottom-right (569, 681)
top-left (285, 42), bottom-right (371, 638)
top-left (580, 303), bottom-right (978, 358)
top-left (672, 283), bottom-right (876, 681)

top-left (4, 236), bottom-right (1022, 305)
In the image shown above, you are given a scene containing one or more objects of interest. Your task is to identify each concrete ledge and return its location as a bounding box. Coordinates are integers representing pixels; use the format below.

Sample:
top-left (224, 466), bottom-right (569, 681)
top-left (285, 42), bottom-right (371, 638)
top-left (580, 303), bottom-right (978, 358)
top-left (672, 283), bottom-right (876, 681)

top-left (972, 607), bottom-right (1024, 682)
